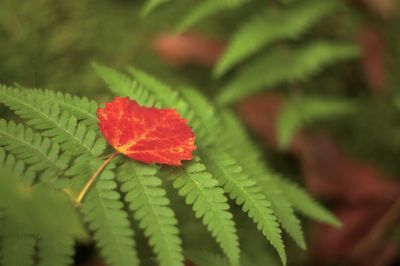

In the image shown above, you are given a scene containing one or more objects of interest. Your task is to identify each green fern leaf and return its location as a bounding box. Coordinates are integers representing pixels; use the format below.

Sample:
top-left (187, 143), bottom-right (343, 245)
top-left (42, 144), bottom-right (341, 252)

top-left (0, 85), bottom-right (139, 266)
top-left (277, 97), bottom-right (357, 149)
top-left (97, 66), bottom-right (238, 264)
top-left (175, 0), bottom-right (246, 33)
top-left (171, 157), bottom-right (240, 265)
top-left (78, 163), bottom-right (140, 266)
top-left (176, 87), bottom-right (286, 262)
top-left (119, 162), bottom-right (184, 266)
top-left (1, 220), bottom-right (35, 266)
top-left (0, 160), bottom-right (85, 266)
top-left (219, 111), bottom-right (306, 249)
top-left (94, 63), bottom-right (161, 108)
top-left (27, 88), bottom-right (99, 126)
top-left (0, 149), bottom-right (36, 184)
top-left (275, 178), bottom-right (341, 227)
top-left (106, 67), bottom-right (286, 264)
top-left (0, 119), bottom-right (69, 181)
top-left (217, 42), bottom-right (360, 105)
top-left (0, 86), bottom-right (105, 158)
top-left (142, 0), bottom-right (169, 16)
top-left (214, 0), bottom-right (339, 76)
top-left (37, 235), bottom-right (75, 266)
top-left (202, 149), bottom-right (286, 265)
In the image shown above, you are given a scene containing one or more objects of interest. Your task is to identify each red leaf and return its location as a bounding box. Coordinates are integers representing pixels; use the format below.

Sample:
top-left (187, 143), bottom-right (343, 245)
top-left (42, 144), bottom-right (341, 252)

top-left (97, 97), bottom-right (196, 166)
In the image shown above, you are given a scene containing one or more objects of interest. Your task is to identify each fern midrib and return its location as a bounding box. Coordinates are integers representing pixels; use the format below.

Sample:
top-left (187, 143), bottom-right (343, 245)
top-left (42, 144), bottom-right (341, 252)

top-left (178, 170), bottom-right (238, 260)
top-left (2, 93), bottom-right (95, 156)
top-left (134, 173), bottom-right (180, 265)
top-left (0, 130), bottom-right (61, 173)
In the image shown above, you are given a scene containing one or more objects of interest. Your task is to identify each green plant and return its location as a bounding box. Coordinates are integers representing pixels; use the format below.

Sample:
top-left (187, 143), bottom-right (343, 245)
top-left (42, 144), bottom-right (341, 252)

top-left (0, 65), bottom-right (339, 266)
top-left (145, 0), bottom-right (359, 105)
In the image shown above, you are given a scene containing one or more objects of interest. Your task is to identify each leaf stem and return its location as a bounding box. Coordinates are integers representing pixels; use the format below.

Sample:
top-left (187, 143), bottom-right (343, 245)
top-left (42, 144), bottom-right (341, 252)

top-left (75, 151), bottom-right (119, 206)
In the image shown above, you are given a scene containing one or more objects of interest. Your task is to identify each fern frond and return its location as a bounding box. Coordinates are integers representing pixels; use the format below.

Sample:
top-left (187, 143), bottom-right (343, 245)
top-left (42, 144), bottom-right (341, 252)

top-left (0, 147), bottom-right (37, 184)
top-left (0, 159), bottom-right (33, 266)
top-left (78, 163), bottom-right (140, 266)
top-left (175, 0), bottom-right (246, 33)
top-left (96, 66), bottom-right (241, 263)
top-left (27, 88), bottom-right (99, 126)
top-left (214, 0), bottom-right (339, 76)
top-left (277, 97), bottom-right (357, 149)
top-left (275, 178), bottom-right (341, 227)
top-left (202, 149), bottom-right (286, 265)
top-left (1, 220), bottom-right (35, 266)
top-left (142, 0), bottom-right (169, 16)
top-left (0, 86), bottom-right (105, 158)
top-left (171, 157), bottom-right (240, 265)
top-left (217, 42), bottom-right (360, 105)
top-left (177, 87), bottom-right (287, 262)
top-left (119, 162), bottom-right (184, 266)
top-left (102, 67), bottom-right (286, 264)
top-left (94, 64), bottom-right (161, 108)
top-left (219, 111), bottom-right (306, 249)
top-left (37, 234), bottom-right (75, 266)
top-left (0, 119), bottom-right (68, 180)
top-left (0, 86), bottom-right (139, 265)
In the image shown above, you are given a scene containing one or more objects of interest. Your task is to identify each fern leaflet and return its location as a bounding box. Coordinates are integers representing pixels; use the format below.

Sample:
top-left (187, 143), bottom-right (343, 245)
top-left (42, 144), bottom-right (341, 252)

top-left (175, 0), bottom-right (246, 33)
top-left (214, 0), bottom-right (339, 76)
top-left (1, 220), bottom-right (35, 266)
top-left (275, 178), bottom-right (341, 227)
top-left (277, 97), bottom-right (357, 149)
top-left (0, 119), bottom-right (68, 181)
top-left (37, 234), bottom-right (75, 266)
top-left (27, 88), bottom-right (99, 126)
top-left (171, 157), bottom-right (240, 265)
top-left (220, 111), bottom-right (306, 248)
top-left (119, 162), bottom-right (184, 266)
top-left (217, 42), bottom-right (360, 105)
top-left (0, 86), bottom-right (105, 158)
top-left (78, 162), bottom-right (140, 266)
top-left (142, 0), bottom-right (169, 16)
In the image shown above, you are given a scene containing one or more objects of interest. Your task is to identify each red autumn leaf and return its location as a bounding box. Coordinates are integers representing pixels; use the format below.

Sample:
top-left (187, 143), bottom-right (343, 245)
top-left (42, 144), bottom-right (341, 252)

top-left (97, 97), bottom-right (196, 166)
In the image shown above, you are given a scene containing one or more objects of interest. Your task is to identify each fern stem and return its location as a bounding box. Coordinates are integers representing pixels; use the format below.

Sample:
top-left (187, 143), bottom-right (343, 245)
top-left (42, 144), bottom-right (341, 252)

top-left (75, 151), bottom-right (119, 206)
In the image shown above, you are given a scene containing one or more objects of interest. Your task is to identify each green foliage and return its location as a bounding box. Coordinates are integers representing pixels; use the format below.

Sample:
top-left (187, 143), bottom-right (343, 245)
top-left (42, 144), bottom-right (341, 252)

top-left (214, 0), bottom-right (340, 77)
top-left (217, 42), bottom-right (360, 104)
top-left (175, 0), bottom-right (247, 33)
top-left (274, 178), bottom-right (341, 227)
top-left (94, 64), bottom-right (339, 265)
top-left (119, 162), bottom-right (183, 266)
top-left (277, 97), bottom-right (358, 149)
top-left (142, 0), bottom-right (170, 16)
top-left (0, 65), bottom-right (339, 265)
top-left (0, 119), bottom-right (69, 182)
top-left (125, 66), bottom-right (286, 263)
top-left (171, 157), bottom-right (240, 265)
top-left (0, 150), bottom-right (85, 266)
top-left (154, 0), bottom-right (360, 106)
top-left (0, 86), bottom-right (105, 158)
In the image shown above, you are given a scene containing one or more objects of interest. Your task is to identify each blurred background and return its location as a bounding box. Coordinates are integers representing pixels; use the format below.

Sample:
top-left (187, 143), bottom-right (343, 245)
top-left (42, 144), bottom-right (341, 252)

top-left (1, 0), bottom-right (400, 265)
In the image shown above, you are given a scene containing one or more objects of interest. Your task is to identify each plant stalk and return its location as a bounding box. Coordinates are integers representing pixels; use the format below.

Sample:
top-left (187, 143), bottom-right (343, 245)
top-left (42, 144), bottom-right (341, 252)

top-left (75, 152), bottom-right (119, 206)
